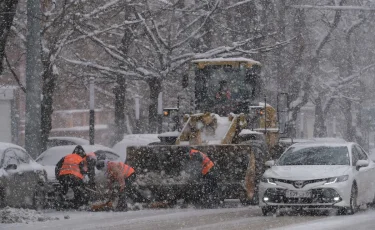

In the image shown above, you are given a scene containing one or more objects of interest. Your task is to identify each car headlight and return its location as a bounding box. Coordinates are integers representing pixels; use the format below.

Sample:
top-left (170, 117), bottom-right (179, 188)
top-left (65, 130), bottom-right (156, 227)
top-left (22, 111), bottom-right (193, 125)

top-left (324, 175), bottom-right (349, 185)
top-left (260, 177), bottom-right (276, 185)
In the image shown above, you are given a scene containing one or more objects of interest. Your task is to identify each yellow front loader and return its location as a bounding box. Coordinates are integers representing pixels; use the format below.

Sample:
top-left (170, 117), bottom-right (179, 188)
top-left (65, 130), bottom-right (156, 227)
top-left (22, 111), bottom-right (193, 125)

top-left (127, 58), bottom-right (280, 205)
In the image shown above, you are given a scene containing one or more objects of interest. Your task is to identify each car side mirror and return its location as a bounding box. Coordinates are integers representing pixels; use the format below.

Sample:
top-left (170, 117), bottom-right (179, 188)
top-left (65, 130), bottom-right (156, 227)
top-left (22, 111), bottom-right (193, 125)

top-left (356, 160), bottom-right (369, 171)
top-left (5, 164), bottom-right (17, 170)
top-left (265, 160), bottom-right (275, 167)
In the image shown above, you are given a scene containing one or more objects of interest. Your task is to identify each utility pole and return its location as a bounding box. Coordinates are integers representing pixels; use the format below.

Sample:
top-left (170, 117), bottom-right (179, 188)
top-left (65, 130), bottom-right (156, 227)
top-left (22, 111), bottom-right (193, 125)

top-left (89, 77), bottom-right (95, 145)
top-left (134, 95), bottom-right (140, 134)
top-left (157, 92), bottom-right (163, 133)
top-left (25, 0), bottom-right (42, 158)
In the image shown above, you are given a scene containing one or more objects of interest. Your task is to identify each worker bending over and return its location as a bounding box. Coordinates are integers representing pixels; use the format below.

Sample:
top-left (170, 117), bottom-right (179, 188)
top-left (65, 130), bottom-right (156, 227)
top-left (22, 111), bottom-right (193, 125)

top-left (96, 160), bottom-right (136, 211)
top-left (55, 145), bottom-right (88, 208)
top-left (184, 147), bottom-right (220, 207)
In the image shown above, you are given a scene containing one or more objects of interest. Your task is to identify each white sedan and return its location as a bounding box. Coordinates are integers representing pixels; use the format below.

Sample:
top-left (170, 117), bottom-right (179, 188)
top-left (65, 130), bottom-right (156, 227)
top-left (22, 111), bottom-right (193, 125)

top-left (259, 142), bottom-right (375, 215)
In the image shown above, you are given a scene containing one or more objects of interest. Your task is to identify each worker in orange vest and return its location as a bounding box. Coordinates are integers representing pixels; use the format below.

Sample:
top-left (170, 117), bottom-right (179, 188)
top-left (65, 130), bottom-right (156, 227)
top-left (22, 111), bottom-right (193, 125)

top-left (55, 145), bottom-right (87, 208)
top-left (96, 160), bottom-right (136, 211)
top-left (83, 152), bottom-right (97, 188)
top-left (184, 147), bottom-right (220, 207)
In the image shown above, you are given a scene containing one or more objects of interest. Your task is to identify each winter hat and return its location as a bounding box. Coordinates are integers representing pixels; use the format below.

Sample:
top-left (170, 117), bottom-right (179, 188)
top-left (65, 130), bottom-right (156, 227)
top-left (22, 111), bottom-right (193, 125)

top-left (73, 145), bottom-right (86, 158)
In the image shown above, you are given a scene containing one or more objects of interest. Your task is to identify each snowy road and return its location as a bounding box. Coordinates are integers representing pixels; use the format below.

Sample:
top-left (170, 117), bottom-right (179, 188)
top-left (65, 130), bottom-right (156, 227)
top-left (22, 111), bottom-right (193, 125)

top-left (3, 206), bottom-right (375, 230)
top-left (2, 206), bottom-right (323, 230)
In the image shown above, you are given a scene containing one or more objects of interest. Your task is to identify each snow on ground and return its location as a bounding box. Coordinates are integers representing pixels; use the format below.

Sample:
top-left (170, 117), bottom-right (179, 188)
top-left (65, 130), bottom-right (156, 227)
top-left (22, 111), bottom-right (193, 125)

top-left (0, 207), bottom-right (59, 224)
top-left (272, 210), bottom-right (375, 230)
top-left (1, 206), bottom-right (325, 230)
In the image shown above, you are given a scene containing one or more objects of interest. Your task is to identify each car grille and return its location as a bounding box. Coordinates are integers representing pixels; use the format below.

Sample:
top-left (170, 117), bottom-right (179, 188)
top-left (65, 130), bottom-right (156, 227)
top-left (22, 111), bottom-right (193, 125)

top-left (274, 178), bottom-right (327, 189)
top-left (264, 188), bottom-right (341, 204)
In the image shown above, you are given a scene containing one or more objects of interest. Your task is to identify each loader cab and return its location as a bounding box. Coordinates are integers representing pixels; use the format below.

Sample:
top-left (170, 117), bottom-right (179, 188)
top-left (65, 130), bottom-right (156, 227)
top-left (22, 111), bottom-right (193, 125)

top-left (188, 58), bottom-right (262, 116)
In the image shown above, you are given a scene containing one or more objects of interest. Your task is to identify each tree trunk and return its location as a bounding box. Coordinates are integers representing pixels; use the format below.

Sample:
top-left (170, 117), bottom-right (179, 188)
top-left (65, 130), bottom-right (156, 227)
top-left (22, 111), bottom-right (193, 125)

top-left (112, 76), bottom-right (126, 146)
top-left (342, 99), bottom-right (355, 142)
top-left (148, 77), bottom-right (162, 133)
top-left (313, 97), bottom-right (327, 137)
top-left (0, 0), bottom-right (18, 74)
top-left (275, 0), bottom-right (287, 91)
top-left (40, 65), bottom-right (57, 152)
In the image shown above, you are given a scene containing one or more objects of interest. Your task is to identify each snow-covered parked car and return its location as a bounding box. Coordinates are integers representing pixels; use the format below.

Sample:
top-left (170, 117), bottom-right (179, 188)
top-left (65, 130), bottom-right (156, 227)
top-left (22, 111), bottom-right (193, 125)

top-left (47, 136), bottom-right (90, 149)
top-left (0, 142), bottom-right (47, 209)
top-left (35, 145), bottom-right (120, 206)
top-left (112, 134), bottom-right (160, 161)
top-left (259, 142), bottom-right (375, 215)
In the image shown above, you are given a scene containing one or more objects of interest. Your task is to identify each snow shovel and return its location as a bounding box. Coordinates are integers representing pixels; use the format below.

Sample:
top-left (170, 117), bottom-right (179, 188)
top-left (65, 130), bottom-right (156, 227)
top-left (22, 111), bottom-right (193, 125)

top-left (91, 200), bottom-right (113, 211)
top-left (90, 190), bottom-right (117, 212)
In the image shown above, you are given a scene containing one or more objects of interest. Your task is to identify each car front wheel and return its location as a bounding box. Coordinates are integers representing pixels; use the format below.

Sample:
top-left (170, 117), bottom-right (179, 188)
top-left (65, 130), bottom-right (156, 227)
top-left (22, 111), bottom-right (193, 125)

top-left (340, 185), bottom-right (358, 215)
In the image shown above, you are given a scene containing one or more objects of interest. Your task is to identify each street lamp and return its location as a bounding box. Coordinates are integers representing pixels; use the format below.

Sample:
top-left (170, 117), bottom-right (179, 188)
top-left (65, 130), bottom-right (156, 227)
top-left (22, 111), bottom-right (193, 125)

top-left (89, 77), bottom-right (95, 145)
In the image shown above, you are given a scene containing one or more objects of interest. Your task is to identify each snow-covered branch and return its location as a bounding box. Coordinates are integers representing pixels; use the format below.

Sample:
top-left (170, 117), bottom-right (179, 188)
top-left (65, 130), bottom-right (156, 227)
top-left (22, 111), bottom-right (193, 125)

top-left (61, 57), bottom-right (142, 80)
top-left (225, 0), bottom-right (254, 10)
top-left (291, 5), bottom-right (375, 11)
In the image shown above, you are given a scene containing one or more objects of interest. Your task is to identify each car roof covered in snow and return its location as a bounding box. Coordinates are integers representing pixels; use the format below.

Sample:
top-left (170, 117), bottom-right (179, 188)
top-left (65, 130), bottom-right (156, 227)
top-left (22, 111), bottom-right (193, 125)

top-left (112, 134), bottom-right (161, 162)
top-left (48, 136), bottom-right (90, 145)
top-left (310, 137), bottom-right (347, 143)
top-left (0, 142), bottom-right (26, 154)
top-left (289, 141), bottom-right (354, 149)
top-left (36, 144), bottom-right (119, 165)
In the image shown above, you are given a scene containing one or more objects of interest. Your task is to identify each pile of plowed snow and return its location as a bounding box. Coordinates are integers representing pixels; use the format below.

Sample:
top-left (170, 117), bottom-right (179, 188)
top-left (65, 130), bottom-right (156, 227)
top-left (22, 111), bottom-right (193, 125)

top-left (135, 170), bottom-right (195, 186)
top-left (0, 207), bottom-right (59, 224)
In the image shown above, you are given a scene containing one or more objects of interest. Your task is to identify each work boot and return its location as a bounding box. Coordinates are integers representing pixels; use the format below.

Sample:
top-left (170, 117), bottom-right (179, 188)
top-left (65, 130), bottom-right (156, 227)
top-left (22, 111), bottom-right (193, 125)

top-left (115, 203), bottom-right (128, 212)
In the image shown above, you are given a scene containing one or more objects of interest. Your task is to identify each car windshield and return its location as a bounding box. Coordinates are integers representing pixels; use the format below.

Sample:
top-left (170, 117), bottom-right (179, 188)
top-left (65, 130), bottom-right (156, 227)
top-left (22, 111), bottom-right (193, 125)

top-left (277, 146), bottom-right (350, 166)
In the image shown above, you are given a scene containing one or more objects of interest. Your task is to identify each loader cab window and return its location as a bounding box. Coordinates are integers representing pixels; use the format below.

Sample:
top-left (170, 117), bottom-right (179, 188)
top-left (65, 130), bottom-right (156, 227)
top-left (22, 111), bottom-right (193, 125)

top-left (194, 63), bottom-right (261, 115)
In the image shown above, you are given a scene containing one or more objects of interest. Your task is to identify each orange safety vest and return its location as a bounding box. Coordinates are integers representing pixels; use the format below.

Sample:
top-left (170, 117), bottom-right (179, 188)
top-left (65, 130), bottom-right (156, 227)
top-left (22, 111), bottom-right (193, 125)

top-left (59, 154), bottom-right (84, 179)
top-left (189, 149), bottom-right (214, 175)
top-left (107, 162), bottom-right (135, 180)
top-left (83, 152), bottom-right (96, 172)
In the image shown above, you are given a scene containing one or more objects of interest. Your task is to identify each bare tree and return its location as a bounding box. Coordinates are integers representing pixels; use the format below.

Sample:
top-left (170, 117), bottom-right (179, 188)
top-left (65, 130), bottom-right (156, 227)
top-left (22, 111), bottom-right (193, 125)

top-left (0, 0), bottom-right (18, 75)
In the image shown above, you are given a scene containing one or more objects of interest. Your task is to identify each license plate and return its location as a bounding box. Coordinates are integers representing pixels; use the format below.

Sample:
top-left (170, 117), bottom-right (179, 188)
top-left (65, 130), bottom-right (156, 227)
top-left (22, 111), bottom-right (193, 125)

top-left (285, 190), bottom-right (312, 198)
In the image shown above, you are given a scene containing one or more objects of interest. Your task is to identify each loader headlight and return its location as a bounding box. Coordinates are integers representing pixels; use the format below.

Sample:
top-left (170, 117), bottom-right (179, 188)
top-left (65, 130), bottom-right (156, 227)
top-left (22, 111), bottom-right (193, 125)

top-left (324, 175), bottom-right (349, 185)
top-left (261, 177), bottom-right (276, 185)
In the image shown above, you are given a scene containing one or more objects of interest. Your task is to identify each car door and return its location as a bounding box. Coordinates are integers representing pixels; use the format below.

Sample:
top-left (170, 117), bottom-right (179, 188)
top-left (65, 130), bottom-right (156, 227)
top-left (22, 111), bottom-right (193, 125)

top-left (3, 148), bottom-right (39, 207)
top-left (351, 146), bottom-right (367, 204)
top-left (1, 148), bottom-right (22, 207)
top-left (355, 145), bottom-right (375, 203)
top-left (13, 148), bottom-right (40, 207)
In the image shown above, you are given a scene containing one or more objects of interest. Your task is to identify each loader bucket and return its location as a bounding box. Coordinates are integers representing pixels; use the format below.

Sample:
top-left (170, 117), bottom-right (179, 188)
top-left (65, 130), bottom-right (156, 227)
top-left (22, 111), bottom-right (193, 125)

top-left (126, 144), bottom-right (267, 204)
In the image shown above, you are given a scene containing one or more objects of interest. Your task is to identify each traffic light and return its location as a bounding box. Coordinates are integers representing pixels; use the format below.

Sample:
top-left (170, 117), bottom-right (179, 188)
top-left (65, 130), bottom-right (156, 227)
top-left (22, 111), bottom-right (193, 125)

top-left (163, 110), bottom-right (169, 116)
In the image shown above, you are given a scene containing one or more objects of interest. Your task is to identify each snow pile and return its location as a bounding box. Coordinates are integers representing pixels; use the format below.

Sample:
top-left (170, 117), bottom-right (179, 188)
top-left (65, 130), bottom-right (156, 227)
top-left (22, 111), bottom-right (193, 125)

top-left (239, 129), bottom-right (263, 136)
top-left (0, 207), bottom-right (59, 224)
top-left (135, 170), bottom-right (193, 186)
top-left (200, 115), bottom-right (232, 144)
